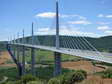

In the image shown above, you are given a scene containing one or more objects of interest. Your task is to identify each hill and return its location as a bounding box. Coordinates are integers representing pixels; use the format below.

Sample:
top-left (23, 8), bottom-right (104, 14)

top-left (0, 41), bottom-right (7, 51)
top-left (1, 35), bottom-right (112, 52)
top-left (24, 35), bottom-right (112, 52)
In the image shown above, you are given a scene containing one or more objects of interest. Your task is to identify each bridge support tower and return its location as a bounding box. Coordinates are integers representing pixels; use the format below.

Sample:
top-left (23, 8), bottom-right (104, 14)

top-left (31, 22), bottom-right (36, 76)
top-left (54, 0), bottom-right (62, 76)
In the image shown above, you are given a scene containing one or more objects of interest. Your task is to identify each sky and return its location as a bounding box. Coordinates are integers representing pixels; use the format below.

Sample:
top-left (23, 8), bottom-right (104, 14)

top-left (0, 0), bottom-right (112, 41)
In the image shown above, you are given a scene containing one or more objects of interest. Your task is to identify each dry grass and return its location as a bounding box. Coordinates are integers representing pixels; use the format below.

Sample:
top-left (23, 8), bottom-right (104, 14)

top-left (62, 60), bottom-right (105, 74)
top-left (78, 75), bottom-right (112, 84)
top-left (0, 51), bottom-right (16, 67)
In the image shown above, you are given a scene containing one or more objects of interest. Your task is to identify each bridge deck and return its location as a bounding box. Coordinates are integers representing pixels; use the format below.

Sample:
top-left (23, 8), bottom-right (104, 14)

top-left (10, 43), bottom-right (112, 64)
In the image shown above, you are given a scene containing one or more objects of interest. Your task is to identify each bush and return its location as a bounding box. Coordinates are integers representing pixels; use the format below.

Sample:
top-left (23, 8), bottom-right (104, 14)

top-left (101, 69), bottom-right (112, 78)
top-left (47, 78), bottom-right (61, 84)
top-left (5, 81), bottom-right (15, 84)
top-left (14, 80), bottom-right (22, 84)
top-left (27, 81), bottom-right (44, 84)
top-left (76, 70), bottom-right (87, 78)
top-left (21, 74), bottom-right (37, 84)
top-left (48, 70), bottom-right (87, 84)
top-left (62, 71), bottom-right (85, 84)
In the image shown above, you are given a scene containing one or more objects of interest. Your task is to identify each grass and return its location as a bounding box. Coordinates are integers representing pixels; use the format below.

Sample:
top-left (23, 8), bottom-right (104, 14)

top-left (22, 49), bottom-right (81, 64)
top-left (0, 65), bottom-right (73, 82)
top-left (0, 67), bottom-right (18, 81)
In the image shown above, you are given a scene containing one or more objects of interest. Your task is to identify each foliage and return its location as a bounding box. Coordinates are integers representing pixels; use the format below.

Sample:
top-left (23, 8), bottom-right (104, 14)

top-left (0, 67), bottom-right (18, 81)
top-left (17, 35), bottom-right (112, 52)
top-left (34, 66), bottom-right (71, 81)
top-left (92, 61), bottom-right (112, 67)
top-left (21, 74), bottom-right (37, 84)
top-left (61, 71), bottom-right (85, 84)
top-left (27, 81), bottom-right (44, 84)
top-left (48, 70), bottom-right (87, 84)
top-left (101, 69), bottom-right (112, 78)
top-left (76, 70), bottom-right (87, 78)
top-left (0, 41), bottom-right (7, 51)
top-left (5, 81), bottom-right (15, 84)
top-left (48, 78), bottom-right (61, 84)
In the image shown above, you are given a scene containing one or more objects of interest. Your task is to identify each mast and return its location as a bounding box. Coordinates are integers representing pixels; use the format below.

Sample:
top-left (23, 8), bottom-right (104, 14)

top-left (56, 0), bottom-right (59, 49)
top-left (31, 22), bottom-right (35, 76)
top-left (54, 0), bottom-right (61, 76)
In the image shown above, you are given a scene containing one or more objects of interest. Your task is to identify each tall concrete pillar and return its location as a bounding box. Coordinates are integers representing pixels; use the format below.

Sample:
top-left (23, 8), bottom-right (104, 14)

top-left (22, 29), bottom-right (25, 75)
top-left (54, 0), bottom-right (62, 76)
top-left (54, 52), bottom-right (61, 76)
top-left (31, 22), bottom-right (36, 76)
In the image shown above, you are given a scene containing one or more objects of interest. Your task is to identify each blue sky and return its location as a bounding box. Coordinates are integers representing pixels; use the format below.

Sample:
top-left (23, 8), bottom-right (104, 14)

top-left (0, 0), bottom-right (112, 41)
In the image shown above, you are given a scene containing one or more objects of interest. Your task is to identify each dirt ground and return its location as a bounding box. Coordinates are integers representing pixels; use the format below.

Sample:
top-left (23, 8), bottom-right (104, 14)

top-left (62, 60), bottom-right (112, 84)
top-left (62, 60), bottom-right (105, 74)
top-left (78, 75), bottom-right (112, 84)
top-left (0, 51), bottom-right (16, 67)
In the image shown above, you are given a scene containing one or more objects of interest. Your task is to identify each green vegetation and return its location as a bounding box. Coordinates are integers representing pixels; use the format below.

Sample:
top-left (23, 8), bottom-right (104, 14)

top-left (0, 67), bottom-right (18, 81)
top-left (20, 74), bottom-right (38, 84)
top-left (0, 41), bottom-right (7, 51)
top-left (24, 35), bottom-right (112, 52)
top-left (24, 49), bottom-right (81, 64)
top-left (1, 35), bottom-right (112, 52)
top-left (0, 69), bottom-right (87, 84)
top-left (92, 61), bottom-right (112, 67)
top-left (96, 69), bottom-right (112, 78)
top-left (102, 69), bottom-right (112, 78)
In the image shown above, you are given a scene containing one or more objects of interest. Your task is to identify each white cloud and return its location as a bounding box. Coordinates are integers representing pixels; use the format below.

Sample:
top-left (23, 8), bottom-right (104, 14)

top-left (68, 20), bottom-right (91, 25)
top-left (98, 14), bottom-right (112, 18)
top-left (36, 12), bottom-right (56, 18)
top-left (35, 12), bottom-right (86, 20)
top-left (104, 30), bottom-right (112, 35)
top-left (35, 26), bottom-right (100, 37)
top-left (97, 22), bottom-right (111, 25)
top-left (98, 14), bottom-right (104, 18)
top-left (97, 26), bottom-right (110, 30)
top-left (106, 15), bottom-right (112, 18)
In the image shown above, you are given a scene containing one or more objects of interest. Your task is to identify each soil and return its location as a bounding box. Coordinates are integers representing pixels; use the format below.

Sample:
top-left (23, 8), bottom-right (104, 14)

top-left (62, 60), bottom-right (112, 84)
top-left (78, 75), bottom-right (112, 84)
top-left (0, 51), bottom-right (16, 67)
top-left (62, 60), bottom-right (105, 74)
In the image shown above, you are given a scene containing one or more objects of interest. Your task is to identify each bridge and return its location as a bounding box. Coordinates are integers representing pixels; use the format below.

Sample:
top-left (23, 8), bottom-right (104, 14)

top-left (6, 0), bottom-right (112, 77)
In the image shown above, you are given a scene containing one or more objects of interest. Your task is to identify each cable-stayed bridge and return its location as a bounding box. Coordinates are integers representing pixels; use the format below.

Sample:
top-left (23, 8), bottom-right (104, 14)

top-left (10, 37), bottom-right (112, 64)
top-left (7, 27), bottom-right (112, 77)
top-left (6, 0), bottom-right (112, 77)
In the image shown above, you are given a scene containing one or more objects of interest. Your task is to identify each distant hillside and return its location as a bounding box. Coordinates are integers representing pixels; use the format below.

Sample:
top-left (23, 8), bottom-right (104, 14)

top-left (0, 41), bottom-right (7, 51)
top-left (24, 35), bottom-right (112, 52)
top-left (86, 36), bottom-right (112, 52)
top-left (1, 35), bottom-right (112, 52)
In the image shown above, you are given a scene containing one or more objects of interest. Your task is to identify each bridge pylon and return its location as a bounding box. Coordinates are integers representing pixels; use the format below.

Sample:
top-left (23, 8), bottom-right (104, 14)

top-left (22, 29), bottom-right (25, 75)
top-left (31, 22), bottom-right (36, 76)
top-left (54, 0), bottom-right (62, 76)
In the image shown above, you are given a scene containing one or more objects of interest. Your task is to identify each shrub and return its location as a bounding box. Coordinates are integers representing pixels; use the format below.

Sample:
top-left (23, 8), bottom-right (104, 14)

top-left (14, 80), bottom-right (22, 84)
top-left (21, 74), bottom-right (37, 84)
top-left (76, 70), bottom-right (87, 78)
top-left (101, 69), bottom-right (112, 78)
top-left (27, 81), bottom-right (44, 84)
top-left (70, 71), bottom-right (85, 83)
top-left (48, 78), bottom-right (61, 84)
top-left (48, 70), bottom-right (87, 84)
top-left (5, 81), bottom-right (15, 84)
top-left (62, 71), bottom-right (85, 84)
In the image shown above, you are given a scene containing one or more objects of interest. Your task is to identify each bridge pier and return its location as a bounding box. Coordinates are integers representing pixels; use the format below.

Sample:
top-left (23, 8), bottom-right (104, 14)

top-left (7, 44), bottom-right (22, 77)
top-left (13, 45), bottom-right (16, 57)
top-left (31, 48), bottom-right (35, 76)
top-left (54, 52), bottom-right (61, 76)
top-left (22, 46), bottom-right (25, 75)
top-left (31, 22), bottom-right (36, 76)
top-left (17, 46), bottom-right (20, 63)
